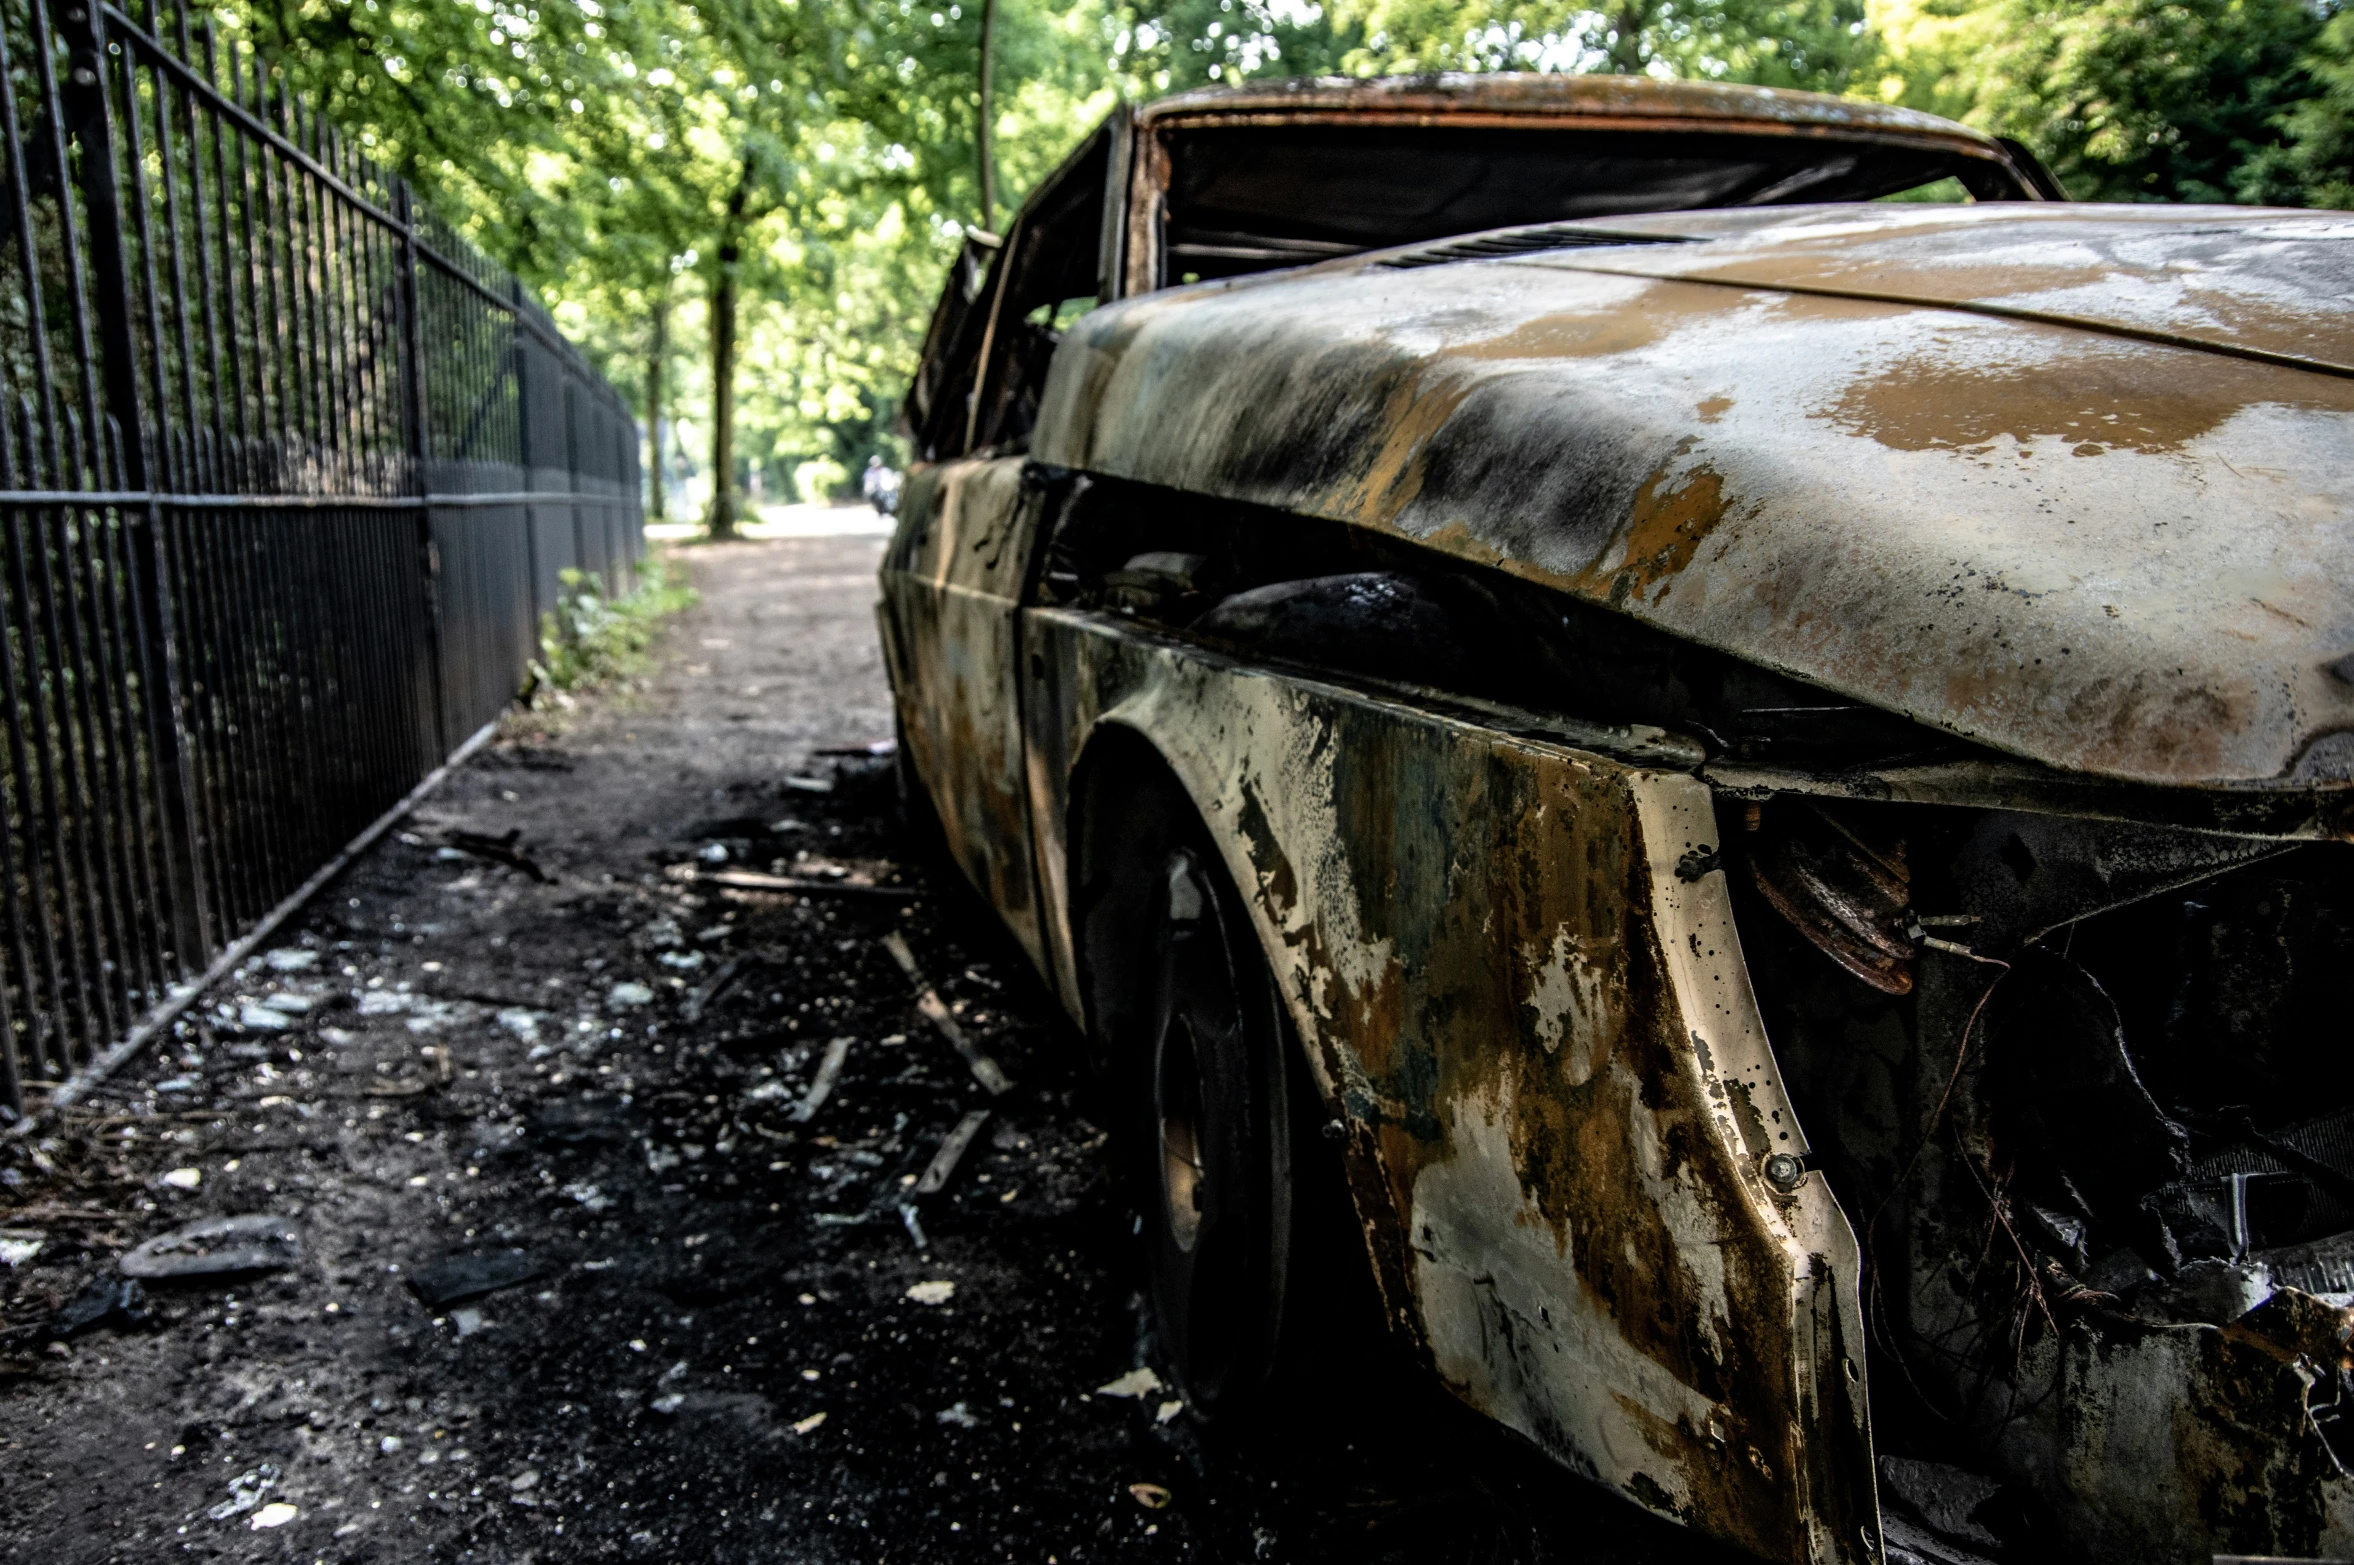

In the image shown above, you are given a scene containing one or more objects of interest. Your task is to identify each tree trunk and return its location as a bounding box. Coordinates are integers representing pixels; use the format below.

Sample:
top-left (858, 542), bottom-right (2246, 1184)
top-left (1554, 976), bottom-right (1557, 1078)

top-left (977, 0), bottom-right (998, 232)
top-left (646, 286), bottom-right (668, 524)
top-left (705, 263), bottom-right (738, 540)
top-left (705, 161), bottom-right (756, 542)
top-left (1607, 1), bottom-right (1650, 75)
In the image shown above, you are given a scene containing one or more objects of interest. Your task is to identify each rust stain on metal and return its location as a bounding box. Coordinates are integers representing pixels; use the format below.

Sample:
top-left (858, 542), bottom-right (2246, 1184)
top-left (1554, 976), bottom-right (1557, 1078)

top-left (1333, 372), bottom-right (1477, 528)
top-left (1597, 448), bottom-right (1729, 607)
top-left (1827, 341), bottom-right (2354, 456)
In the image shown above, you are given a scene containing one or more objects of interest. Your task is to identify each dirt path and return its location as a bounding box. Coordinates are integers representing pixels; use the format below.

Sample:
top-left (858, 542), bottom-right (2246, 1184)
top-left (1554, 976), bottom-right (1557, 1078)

top-left (0, 536), bottom-right (1730, 1565)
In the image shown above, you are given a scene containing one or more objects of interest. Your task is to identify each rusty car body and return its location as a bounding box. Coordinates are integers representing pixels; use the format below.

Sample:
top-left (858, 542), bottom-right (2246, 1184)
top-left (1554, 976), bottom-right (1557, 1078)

top-left (878, 73), bottom-right (2354, 1565)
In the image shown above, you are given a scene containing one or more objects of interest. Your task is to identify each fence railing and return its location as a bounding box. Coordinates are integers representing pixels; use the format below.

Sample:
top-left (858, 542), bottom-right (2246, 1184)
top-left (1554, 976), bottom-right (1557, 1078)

top-left (0, 0), bottom-right (643, 1118)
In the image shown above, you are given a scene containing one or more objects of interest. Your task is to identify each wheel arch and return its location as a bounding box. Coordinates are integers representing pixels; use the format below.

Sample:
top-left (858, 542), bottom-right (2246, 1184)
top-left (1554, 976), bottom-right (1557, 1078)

top-left (1064, 715), bottom-right (1339, 1124)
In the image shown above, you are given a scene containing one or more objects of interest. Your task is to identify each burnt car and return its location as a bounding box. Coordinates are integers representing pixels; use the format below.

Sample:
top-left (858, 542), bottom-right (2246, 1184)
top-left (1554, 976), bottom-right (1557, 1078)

top-left (877, 73), bottom-right (2354, 1565)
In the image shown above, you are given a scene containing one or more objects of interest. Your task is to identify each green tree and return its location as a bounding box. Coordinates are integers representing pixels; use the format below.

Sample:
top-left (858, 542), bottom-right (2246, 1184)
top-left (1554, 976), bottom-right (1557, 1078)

top-left (1871, 0), bottom-right (2322, 202)
top-left (1328, 0), bottom-right (1876, 90)
top-left (2238, 8), bottom-right (2354, 208)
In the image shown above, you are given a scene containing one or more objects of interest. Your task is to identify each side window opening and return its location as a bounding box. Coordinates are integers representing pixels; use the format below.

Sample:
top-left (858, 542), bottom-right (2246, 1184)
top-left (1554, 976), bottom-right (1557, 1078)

top-left (905, 234), bottom-right (1004, 463)
top-left (908, 127), bottom-right (1111, 464)
top-left (1150, 123), bottom-right (2040, 288)
top-left (1877, 174), bottom-right (1973, 204)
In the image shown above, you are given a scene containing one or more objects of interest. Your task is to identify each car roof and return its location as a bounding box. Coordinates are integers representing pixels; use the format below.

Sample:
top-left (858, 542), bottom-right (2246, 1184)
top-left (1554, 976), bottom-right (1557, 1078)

top-left (1135, 72), bottom-right (2005, 154)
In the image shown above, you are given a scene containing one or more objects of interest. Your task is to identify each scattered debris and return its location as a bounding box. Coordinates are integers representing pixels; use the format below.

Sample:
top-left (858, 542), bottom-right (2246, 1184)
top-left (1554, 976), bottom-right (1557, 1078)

top-left (1129, 1482), bottom-right (1172, 1510)
top-left (879, 933), bottom-right (1013, 1095)
top-left (160, 1167), bottom-right (201, 1190)
top-left (782, 775), bottom-right (835, 795)
top-left (1157, 1400), bottom-right (1185, 1424)
top-left (527, 1098), bottom-right (628, 1146)
top-left (206, 1464), bottom-right (279, 1522)
top-left (1096, 1366), bottom-right (1165, 1399)
top-left (905, 1279), bottom-right (955, 1306)
top-left (406, 1250), bottom-right (543, 1309)
top-left (899, 1203), bottom-right (929, 1250)
top-left (248, 1502), bottom-right (298, 1530)
top-left (445, 827), bottom-right (550, 883)
top-left (49, 1275), bottom-right (148, 1336)
top-left (651, 1392), bottom-right (686, 1414)
top-left (701, 869), bottom-right (919, 900)
top-left (0, 1231), bottom-right (43, 1267)
top-left (607, 981), bottom-right (656, 1009)
top-left (363, 1045), bottom-right (456, 1097)
top-left (451, 1308), bottom-right (487, 1337)
top-left (681, 952), bottom-right (755, 1023)
top-left (792, 1036), bottom-right (854, 1123)
top-left (913, 1109), bottom-right (992, 1197)
top-left (792, 1410), bottom-right (828, 1434)
top-left (236, 1003), bottom-right (293, 1032)
top-left (938, 1402), bottom-right (979, 1428)
top-left (262, 948), bottom-right (320, 973)
top-left (560, 1181), bottom-right (611, 1212)
top-left (120, 1214), bottom-right (303, 1280)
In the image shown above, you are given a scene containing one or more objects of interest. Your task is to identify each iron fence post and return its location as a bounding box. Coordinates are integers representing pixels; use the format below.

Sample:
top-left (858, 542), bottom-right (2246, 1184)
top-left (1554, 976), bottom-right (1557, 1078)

top-left (58, 0), bottom-right (212, 972)
top-left (394, 181), bottom-right (446, 757)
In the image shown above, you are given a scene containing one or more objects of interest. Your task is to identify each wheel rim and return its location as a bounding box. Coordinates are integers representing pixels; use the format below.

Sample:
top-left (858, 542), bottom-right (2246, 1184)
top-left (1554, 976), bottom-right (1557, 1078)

top-left (1158, 1016), bottom-right (1207, 1251)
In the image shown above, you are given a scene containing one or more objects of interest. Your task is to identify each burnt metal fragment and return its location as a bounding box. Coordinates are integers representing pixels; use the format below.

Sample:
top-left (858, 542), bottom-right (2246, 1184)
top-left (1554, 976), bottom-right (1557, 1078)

top-left (119, 1214), bottom-right (303, 1281)
top-left (406, 1251), bottom-right (542, 1309)
top-left (49, 1275), bottom-right (148, 1337)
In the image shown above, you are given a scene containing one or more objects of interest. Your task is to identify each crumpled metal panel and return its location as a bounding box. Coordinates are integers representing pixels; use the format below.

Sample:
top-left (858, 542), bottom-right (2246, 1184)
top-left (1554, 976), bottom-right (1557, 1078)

top-left (1030, 208), bottom-right (2354, 790)
top-left (1022, 609), bottom-right (1878, 1564)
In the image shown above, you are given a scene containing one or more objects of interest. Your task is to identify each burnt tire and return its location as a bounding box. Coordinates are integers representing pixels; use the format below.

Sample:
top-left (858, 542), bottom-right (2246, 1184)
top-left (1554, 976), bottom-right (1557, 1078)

top-left (1126, 822), bottom-right (1298, 1419)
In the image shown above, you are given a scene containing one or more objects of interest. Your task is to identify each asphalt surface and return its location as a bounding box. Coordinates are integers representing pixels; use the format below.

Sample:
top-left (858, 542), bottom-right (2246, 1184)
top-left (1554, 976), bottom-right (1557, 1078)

top-left (0, 531), bottom-right (1737, 1564)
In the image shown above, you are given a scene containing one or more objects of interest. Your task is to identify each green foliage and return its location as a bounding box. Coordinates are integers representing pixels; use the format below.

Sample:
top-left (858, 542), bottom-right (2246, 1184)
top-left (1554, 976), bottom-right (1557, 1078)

top-left (1871, 0), bottom-right (2323, 203)
top-left (220, 0), bottom-right (2354, 546)
top-left (2237, 9), bottom-right (2354, 209)
top-left (1330, 0), bottom-right (1876, 90)
top-left (528, 553), bottom-right (698, 703)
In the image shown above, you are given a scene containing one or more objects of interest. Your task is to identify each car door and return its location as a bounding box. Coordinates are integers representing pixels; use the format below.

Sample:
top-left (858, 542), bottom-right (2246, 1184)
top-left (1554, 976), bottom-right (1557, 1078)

top-left (880, 125), bottom-right (1118, 976)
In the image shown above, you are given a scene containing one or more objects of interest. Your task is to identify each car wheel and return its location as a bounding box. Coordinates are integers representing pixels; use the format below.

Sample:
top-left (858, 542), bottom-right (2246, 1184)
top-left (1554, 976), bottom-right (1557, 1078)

top-left (1135, 836), bottom-right (1297, 1418)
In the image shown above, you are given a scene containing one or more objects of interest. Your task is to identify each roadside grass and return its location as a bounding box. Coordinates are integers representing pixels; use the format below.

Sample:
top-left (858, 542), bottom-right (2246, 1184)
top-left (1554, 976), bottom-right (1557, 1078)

top-left (518, 548), bottom-right (697, 720)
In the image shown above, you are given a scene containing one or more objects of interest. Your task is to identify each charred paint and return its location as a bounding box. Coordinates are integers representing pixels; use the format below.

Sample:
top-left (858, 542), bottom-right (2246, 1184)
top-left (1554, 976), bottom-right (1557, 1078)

top-left (880, 456), bottom-right (1049, 965)
top-left (1331, 371), bottom-right (1477, 530)
top-left (1018, 608), bottom-right (1875, 1563)
top-left (1033, 206), bottom-right (2354, 790)
top-left (1599, 445), bottom-right (1730, 607)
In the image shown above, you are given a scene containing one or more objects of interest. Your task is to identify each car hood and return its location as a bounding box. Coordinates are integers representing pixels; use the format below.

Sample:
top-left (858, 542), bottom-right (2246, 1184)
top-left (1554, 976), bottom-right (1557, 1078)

top-left (1032, 204), bottom-right (2354, 790)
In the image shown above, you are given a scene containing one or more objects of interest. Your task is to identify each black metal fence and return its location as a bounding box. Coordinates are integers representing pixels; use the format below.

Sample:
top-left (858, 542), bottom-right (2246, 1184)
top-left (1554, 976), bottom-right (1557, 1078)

top-left (0, 1), bottom-right (643, 1117)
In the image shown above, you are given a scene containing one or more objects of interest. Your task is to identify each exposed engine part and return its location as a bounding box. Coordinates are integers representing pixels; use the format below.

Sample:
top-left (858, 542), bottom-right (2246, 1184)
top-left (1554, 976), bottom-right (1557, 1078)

top-left (1980, 949), bottom-right (2187, 1263)
top-left (1743, 800), bottom-right (1915, 993)
top-left (1189, 571), bottom-right (1476, 690)
top-left (1739, 800), bottom-right (2354, 1557)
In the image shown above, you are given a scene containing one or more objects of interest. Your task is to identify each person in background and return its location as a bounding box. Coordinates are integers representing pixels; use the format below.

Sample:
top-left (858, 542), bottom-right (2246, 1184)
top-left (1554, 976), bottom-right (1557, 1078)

top-left (861, 454), bottom-right (902, 517)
